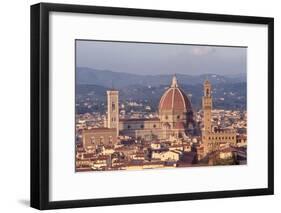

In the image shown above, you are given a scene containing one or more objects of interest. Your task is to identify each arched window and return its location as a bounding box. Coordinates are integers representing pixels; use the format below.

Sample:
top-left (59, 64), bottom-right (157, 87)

top-left (109, 136), bottom-right (113, 144)
top-left (90, 136), bottom-right (95, 144)
top-left (100, 136), bottom-right (104, 145)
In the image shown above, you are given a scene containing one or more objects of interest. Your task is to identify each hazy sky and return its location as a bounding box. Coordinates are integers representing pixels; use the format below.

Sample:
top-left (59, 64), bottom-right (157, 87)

top-left (76, 40), bottom-right (247, 76)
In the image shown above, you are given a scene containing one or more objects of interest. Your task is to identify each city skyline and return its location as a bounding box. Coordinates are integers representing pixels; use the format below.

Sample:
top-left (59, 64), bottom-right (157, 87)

top-left (76, 76), bottom-right (247, 172)
top-left (75, 41), bottom-right (247, 172)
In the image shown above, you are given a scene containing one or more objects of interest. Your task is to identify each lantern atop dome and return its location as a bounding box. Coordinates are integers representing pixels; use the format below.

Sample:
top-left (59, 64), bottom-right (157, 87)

top-left (171, 74), bottom-right (178, 87)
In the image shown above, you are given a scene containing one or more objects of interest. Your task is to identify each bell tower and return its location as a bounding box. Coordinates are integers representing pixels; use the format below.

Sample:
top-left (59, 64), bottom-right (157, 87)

top-left (202, 80), bottom-right (212, 133)
top-left (107, 90), bottom-right (119, 136)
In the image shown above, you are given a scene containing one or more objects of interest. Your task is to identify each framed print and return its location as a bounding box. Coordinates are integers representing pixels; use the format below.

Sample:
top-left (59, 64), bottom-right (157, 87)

top-left (30, 3), bottom-right (274, 210)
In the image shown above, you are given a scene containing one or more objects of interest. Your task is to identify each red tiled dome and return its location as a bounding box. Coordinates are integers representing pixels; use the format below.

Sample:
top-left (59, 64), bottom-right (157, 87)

top-left (159, 76), bottom-right (192, 112)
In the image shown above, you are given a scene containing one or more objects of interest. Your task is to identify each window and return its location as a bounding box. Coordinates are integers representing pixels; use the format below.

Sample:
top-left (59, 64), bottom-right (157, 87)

top-left (100, 136), bottom-right (104, 145)
top-left (165, 115), bottom-right (168, 120)
top-left (206, 88), bottom-right (209, 96)
top-left (127, 125), bottom-right (131, 129)
top-left (109, 136), bottom-right (113, 144)
top-left (140, 124), bottom-right (144, 129)
top-left (177, 115), bottom-right (180, 119)
top-left (90, 136), bottom-right (95, 144)
top-left (153, 124), bottom-right (156, 128)
top-left (112, 102), bottom-right (115, 111)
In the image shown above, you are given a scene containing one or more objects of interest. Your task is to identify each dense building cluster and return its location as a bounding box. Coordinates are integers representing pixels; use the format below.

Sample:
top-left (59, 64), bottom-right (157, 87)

top-left (75, 76), bottom-right (247, 172)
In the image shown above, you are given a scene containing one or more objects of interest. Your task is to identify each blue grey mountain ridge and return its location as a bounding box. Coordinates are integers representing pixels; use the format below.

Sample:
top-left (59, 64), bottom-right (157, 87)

top-left (76, 68), bottom-right (247, 112)
top-left (76, 67), bottom-right (246, 88)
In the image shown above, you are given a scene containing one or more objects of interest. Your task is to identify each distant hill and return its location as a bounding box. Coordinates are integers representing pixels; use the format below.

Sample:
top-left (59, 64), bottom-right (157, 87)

top-left (76, 67), bottom-right (246, 88)
top-left (76, 84), bottom-right (107, 97)
top-left (76, 83), bottom-right (247, 112)
top-left (76, 67), bottom-right (247, 112)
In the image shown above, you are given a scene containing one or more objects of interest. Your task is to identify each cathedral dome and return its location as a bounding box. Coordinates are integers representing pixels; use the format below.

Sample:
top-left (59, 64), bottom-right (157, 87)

top-left (158, 75), bottom-right (192, 112)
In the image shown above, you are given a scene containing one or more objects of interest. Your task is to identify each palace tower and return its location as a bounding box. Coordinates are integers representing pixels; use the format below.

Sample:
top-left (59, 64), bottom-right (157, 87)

top-left (202, 80), bottom-right (212, 133)
top-left (202, 80), bottom-right (237, 155)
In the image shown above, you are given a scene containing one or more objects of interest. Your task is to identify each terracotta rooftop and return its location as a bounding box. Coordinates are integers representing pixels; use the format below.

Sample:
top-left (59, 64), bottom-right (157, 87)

top-left (119, 117), bottom-right (160, 122)
top-left (83, 128), bottom-right (116, 133)
top-left (175, 121), bottom-right (185, 129)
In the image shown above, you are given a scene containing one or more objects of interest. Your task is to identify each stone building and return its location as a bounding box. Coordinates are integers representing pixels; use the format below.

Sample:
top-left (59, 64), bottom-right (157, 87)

top-left (201, 80), bottom-right (236, 154)
top-left (107, 90), bottom-right (119, 136)
top-left (82, 128), bottom-right (117, 151)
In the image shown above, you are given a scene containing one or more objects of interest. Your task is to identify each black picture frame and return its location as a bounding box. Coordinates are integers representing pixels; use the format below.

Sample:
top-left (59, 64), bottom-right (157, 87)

top-left (31, 2), bottom-right (274, 210)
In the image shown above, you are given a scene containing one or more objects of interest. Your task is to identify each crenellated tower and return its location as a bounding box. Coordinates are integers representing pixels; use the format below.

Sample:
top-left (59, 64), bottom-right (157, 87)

top-left (202, 80), bottom-right (212, 133)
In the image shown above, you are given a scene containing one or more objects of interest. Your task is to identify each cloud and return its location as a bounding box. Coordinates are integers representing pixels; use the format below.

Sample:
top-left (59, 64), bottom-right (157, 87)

top-left (190, 46), bottom-right (216, 56)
